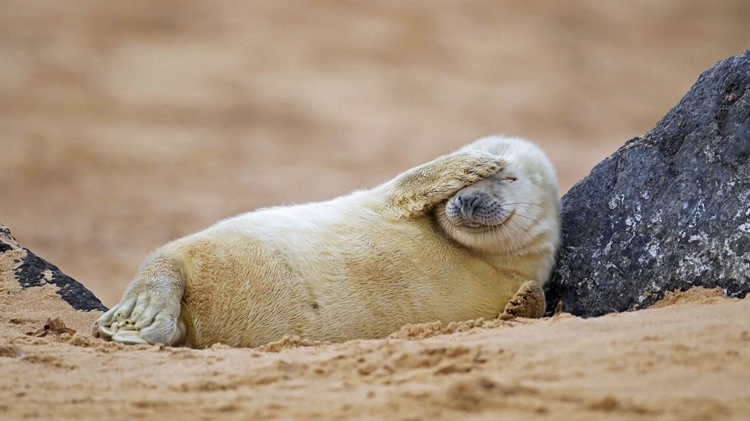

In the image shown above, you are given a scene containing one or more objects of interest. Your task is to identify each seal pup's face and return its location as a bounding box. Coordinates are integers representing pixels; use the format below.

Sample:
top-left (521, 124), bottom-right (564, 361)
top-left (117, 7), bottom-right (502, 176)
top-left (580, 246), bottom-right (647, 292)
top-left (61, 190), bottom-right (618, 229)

top-left (435, 136), bottom-right (560, 257)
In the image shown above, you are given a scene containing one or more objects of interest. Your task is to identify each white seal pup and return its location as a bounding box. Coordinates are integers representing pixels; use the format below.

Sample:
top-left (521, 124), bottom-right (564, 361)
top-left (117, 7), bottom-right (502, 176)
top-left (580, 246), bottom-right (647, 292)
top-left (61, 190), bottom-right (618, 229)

top-left (93, 135), bottom-right (560, 348)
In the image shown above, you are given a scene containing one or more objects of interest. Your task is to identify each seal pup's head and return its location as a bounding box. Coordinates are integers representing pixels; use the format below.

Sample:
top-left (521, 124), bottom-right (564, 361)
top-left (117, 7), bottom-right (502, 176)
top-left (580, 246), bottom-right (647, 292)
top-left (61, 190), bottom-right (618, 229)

top-left (435, 136), bottom-right (560, 277)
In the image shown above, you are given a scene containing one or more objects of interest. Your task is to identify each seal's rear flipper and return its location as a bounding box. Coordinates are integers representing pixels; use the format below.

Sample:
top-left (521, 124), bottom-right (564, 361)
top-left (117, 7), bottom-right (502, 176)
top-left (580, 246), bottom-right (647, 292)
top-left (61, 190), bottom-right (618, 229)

top-left (92, 254), bottom-right (187, 346)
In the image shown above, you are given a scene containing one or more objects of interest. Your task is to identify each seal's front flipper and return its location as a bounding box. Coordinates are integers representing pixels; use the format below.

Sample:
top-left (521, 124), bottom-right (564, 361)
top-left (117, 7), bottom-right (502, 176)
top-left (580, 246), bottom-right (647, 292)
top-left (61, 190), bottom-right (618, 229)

top-left (499, 280), bottom-right (546, 320)
top-left (377, 150), bottom-right (505, 219)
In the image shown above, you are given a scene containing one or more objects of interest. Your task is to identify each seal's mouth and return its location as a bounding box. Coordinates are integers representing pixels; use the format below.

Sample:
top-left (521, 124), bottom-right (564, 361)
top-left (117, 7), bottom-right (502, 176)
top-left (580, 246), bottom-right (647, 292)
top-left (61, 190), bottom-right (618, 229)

top-left (443, 193), bottom-right (515, 232)
top-left (449, 210), bottom-right (514, 231)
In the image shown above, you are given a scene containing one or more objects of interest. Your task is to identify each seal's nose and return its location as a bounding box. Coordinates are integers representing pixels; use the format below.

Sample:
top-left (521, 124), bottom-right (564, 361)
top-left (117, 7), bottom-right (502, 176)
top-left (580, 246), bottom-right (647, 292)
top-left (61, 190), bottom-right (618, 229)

top-left (454, 194), bottom-right (483, 219)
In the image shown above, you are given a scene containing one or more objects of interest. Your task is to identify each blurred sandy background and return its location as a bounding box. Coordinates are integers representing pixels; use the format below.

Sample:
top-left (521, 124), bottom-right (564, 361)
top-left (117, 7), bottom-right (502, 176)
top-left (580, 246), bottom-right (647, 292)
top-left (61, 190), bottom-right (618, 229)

top-left (1, 2), bottom-right (748, 306)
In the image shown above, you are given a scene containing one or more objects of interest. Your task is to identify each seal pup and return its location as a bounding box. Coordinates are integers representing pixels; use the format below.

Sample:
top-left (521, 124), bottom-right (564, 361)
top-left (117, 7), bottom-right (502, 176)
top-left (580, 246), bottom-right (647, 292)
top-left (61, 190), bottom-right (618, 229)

top-left (93, 135), bottom-right (560, 348)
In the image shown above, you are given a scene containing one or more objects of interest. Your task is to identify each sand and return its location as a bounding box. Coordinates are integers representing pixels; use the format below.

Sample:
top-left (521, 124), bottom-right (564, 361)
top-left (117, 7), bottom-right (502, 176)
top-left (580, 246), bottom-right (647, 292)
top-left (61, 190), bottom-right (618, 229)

top-left (1, 274), bottom-right (748, 420)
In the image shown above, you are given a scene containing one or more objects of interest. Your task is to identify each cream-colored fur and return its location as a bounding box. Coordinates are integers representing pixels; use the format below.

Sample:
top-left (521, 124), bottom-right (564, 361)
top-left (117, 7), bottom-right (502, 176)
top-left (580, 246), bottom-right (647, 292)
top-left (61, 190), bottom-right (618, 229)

top-left (93, 136), bottom-right (560, 348)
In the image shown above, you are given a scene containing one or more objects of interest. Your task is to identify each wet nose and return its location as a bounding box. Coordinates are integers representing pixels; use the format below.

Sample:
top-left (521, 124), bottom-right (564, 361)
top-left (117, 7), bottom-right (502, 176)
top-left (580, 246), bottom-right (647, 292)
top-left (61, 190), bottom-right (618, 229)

top-left (454, 194), bottom-right (483, 218)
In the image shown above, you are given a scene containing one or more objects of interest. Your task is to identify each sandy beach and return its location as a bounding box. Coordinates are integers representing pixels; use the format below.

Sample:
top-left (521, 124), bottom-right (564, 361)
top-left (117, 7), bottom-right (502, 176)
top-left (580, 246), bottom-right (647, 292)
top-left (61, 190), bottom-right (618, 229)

top-left (1, 3), bottom-right (749, 420)
top-left (1, 279), bottom-right (748, 420)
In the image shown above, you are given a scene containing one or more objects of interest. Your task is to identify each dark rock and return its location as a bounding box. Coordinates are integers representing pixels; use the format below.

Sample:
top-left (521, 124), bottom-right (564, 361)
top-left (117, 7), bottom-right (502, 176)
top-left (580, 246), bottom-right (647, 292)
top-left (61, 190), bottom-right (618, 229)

top-left (546, 49), bottom-right (750, 317)
top-left (0, 223), bottom-right (108, 312)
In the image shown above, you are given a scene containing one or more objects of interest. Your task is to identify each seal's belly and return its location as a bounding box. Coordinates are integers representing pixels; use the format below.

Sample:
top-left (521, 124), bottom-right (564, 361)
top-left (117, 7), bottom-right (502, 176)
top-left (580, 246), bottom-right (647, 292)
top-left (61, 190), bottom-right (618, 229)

top-left (303, 224), bottom-right (515, 342)
top-left (178, 202), bottom-right (521, 348)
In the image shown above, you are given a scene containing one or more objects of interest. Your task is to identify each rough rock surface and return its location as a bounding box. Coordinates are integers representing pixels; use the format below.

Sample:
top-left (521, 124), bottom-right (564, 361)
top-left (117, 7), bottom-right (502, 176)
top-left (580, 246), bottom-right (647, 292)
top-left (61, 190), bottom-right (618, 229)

top-left (0, 223), bottom-right (107, 312)
top-left (546, 49), bottom-right (750, 317)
